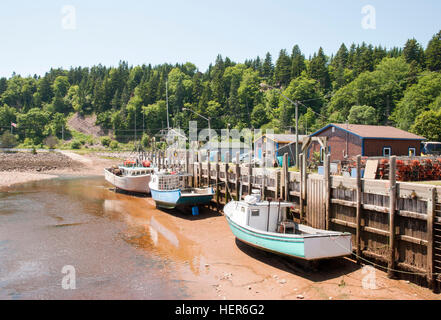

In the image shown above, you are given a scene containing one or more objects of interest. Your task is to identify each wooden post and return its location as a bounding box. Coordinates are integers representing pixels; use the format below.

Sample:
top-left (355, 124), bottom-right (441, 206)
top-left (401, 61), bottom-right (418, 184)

top-left (216, 153), bottom-right (220, 210)
top-left (324, 153), bottom-right (331, 230)
top-left (356, 155), bottom-right (362, 261)
top-left (207, 150), bottom-right (211, 188)
top-left (198, 151), bottom-right (203, 187)
top-left (225, 152), bottom-right (230, 203)
top-left (301, 152), bottom-right (307, 205)
top-left (299, 153), bottom-right (304, 222)
top-left (427, 187), bottom-right (436, 291)
top-left (388, 156), bottom-right (397, 279)
top-left (185, 150), bottom-right (190, 186)
top-left (283, 153), bottom-right (289, 201)
top-left (235, 152), bottom-right (241, 201)
top-left (248, 152), bottom-right (253, 195)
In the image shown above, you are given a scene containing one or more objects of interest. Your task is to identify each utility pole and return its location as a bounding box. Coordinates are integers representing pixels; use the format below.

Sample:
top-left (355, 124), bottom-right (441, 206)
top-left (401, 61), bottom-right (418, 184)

top-left (166, 81), bottom-right (170, 130)
top-left (295, 102), bottom-right (299, 169)
top-left (260, 83), bottom-right (300, 169)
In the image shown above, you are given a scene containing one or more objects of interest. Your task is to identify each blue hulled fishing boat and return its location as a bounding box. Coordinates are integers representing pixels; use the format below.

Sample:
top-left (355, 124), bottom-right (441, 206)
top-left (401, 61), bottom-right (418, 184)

top-left (149, 172), bottom-right (215, 211)
top-left (224, 192), bottom-right (352, 261)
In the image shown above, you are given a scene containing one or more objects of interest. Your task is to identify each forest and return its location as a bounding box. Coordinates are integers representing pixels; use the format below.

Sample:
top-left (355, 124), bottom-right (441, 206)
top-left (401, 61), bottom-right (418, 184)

top-left (1, 30), bottom-right (441, 149)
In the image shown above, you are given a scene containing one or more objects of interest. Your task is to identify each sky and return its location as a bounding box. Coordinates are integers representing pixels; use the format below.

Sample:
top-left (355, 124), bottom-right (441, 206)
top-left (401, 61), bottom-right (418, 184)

top-left (0, 0), bottom-right (440, 77)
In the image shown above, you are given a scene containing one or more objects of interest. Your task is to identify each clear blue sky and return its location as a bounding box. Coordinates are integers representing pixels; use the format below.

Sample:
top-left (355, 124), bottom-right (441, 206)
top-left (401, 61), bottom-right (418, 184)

top-left (0, 0), bottom-right (440, 77)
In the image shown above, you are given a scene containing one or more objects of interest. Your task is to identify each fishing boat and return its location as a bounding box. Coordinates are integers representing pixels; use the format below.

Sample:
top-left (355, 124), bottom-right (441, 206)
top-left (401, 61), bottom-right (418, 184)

top-left (224, 192), bottom-right (352, 261)
top-left (104, 159), bottom-right (156, 194)
top-left (149, 172), bottom-right (215, 212)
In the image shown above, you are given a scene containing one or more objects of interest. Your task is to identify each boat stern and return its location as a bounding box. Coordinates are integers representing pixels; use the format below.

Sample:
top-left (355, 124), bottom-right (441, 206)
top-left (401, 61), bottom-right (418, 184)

top-left (303, 233), bottom-right (352, 260)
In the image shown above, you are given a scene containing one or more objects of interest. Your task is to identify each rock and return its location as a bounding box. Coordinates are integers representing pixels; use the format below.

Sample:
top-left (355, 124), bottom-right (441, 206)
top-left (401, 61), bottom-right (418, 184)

top-left (205, 264), bottom-right (210, 268)
top-left (329, 297), bottom-right (333, 300)
top-left (296, 295), bottom-right (304, 300)
top-left (278, 279), bottom-right (287, 284)
top-left (248, 286), bottom-right (252, 290)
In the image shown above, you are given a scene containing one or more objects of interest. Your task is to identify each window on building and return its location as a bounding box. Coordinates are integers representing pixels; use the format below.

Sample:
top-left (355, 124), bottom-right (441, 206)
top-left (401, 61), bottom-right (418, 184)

top-left (383, 147), bottom-right (392, 157)
top-left (409, 148), bottom-right (416, 157)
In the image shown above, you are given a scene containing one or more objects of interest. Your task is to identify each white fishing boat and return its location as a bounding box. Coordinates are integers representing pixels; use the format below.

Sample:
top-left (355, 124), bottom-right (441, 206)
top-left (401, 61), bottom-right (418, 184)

top-left (104, 161), bottom-right (156, 194)
top-left (224, 192), bottom-right (352, 261)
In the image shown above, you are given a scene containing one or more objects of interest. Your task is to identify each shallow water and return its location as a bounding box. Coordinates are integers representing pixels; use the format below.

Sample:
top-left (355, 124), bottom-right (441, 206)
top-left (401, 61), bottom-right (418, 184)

top-left (0, 176), bottom-right (199, 300)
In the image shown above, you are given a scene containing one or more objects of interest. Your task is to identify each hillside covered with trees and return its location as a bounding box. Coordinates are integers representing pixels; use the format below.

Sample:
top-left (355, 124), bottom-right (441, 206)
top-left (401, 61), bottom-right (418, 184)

top-left (1, 30), bottom-right (441, 149)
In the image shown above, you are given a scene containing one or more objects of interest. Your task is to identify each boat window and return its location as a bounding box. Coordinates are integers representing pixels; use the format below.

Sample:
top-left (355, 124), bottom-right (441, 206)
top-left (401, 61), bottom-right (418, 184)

top-left (241, 206), bottom-right (245, 213)
top-left (251, 210), bottom-right (260, 217)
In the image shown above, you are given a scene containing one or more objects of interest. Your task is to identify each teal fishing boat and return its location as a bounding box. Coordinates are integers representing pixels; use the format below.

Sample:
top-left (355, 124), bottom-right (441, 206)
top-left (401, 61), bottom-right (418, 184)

top-left (149, 172), bottom-right (215, 211)
top-left (224, 193), bottom-right (352, 260)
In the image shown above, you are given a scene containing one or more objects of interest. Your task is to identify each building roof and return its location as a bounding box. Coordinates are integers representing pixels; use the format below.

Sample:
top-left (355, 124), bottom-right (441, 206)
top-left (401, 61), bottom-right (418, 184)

top-left (255, 134), bottom-right (308, 144)
top-left (310, 124), bottom-right (426, 141)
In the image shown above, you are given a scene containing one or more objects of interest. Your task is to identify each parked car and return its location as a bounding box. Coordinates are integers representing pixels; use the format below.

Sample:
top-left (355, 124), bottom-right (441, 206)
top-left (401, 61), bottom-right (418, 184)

top-left (232, 152), bottom-right (262, 166)
top-left (421, 142), bottom-right (441, 156)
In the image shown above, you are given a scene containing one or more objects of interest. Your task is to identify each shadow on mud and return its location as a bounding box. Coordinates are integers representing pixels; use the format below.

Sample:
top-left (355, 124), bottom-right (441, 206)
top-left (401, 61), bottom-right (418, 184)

top-left (235, 238), bottom-right (360, 282)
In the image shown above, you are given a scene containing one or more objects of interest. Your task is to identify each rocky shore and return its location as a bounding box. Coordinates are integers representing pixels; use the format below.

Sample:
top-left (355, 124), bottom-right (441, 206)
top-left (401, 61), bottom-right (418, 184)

top-left (0, 150), bottom-right (120, 188)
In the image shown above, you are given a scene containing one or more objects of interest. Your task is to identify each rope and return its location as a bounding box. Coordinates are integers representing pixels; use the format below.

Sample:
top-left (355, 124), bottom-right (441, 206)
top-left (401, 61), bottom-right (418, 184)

top-left (329, 236), bottom-right (441, 276)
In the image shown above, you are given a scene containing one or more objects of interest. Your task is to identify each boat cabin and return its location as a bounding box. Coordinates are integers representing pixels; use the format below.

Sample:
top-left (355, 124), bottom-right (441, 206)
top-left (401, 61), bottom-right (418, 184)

top-left (118, 166), bottom-right (155, 177)
top-left (229, 194), bottom-right (297, 234)
top-left (150, 173), bottom-right (190, 191)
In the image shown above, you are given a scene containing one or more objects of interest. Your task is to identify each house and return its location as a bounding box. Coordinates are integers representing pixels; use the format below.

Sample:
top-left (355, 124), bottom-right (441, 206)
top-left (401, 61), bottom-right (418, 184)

top-left (309, 123), bottom-right (426, 162)
top-left (254, 134), bottom-right (307, 166)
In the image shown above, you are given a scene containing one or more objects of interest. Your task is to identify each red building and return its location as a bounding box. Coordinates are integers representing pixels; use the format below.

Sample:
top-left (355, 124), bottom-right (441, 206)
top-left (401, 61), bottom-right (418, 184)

top-left (309, 124), bottom-right (426, 162)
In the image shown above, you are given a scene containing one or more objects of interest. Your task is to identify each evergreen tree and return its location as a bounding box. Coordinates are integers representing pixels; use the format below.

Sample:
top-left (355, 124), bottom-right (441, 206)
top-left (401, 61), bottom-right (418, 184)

top-left (426, 30), bottom-right (441, 71)
top-left (308, 48), bottom-right (330, 90)
top-left (262, 52), bottom-right (274, 80)
top-left (291, 45), bottom-right (306, 78)
top-left (403, 39), bottom-right (425, 67)
top-left (274, 49), bottom-right (291, 87)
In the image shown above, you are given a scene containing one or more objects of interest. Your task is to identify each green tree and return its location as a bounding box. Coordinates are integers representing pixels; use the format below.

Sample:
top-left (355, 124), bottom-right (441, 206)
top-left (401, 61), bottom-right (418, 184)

top-left (411, 109), bottom-right (441, 141)
top-left (251, 103), bottom-right (272, 128)
top-left (0, 131), bottom-right (18, 148)
top-left (0, 104), bottom-right (17, 128)
top-left (17, 108), bottom-right (50, 144)
top-left (390, 72), bottom-right (441, 130)
top-left (274, 49), bottom-right (291, 87)
top-left (348, 105), bottom-right (378, 124)
top-left (291, 45), bottom-right (306, 79)
top-left (262, 52), bottom-right (274, 80)
top-left (426, 30), bottom-right (441, 71)
top-left (403, 38), bottom-right (425, 67)
top-left (308, 48), bottom-right (330, 90)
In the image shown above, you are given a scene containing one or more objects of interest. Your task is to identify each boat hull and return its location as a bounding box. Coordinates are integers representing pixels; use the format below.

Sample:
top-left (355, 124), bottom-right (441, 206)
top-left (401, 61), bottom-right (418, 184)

top-left (150, 188), bottom-right (214, 209)
top-left (104, 169), bottom-right (151, 194)
top-left (226, 216), bottom-right (352, 261)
